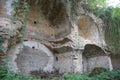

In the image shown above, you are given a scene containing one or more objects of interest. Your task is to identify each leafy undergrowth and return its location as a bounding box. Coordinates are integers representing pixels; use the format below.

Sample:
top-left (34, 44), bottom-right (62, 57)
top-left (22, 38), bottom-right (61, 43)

top-left (0, 64), bottom-right (120, 80)
top-left (0, 65), bottom-right (40, 80)
top-left (59, 70), bottom-right (120, 80)
top-left (30, 69), bottom-right (63, 79)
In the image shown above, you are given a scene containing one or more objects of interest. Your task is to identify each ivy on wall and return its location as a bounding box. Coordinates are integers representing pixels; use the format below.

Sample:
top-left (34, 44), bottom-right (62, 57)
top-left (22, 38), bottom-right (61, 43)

top-left (0, 36), bottom-right (5, 53)
top-left (84, 0), bottom-right (120, 55)
top-left (10, 0), bottom-right (30, 46)
top-left (0, 0), bottom-right (30, 54)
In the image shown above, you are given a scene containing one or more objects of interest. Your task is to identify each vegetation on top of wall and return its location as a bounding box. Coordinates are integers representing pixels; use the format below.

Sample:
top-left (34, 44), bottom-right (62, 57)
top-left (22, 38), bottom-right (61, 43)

top-left (84, 0), bottom-right (120, 55)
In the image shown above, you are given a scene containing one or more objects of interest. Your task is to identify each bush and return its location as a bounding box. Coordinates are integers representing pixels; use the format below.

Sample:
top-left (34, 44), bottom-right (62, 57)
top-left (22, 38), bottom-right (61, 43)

top-left (62, 73), bottom-right (93, 80)
top-left (0, 64), bottom-right (41, 80)
top-left (0, 63), bottom-right (120, 80)
top-left (95, 70), bottom-right (120, 80)
top-left (89, 67), bottom-right (107, 77)
top-left (0, 65), bottom-right (7, 79)
top-left (0, 36), bottom-right (5, 44)
top-left (55, 70), bottom-right (120, 80)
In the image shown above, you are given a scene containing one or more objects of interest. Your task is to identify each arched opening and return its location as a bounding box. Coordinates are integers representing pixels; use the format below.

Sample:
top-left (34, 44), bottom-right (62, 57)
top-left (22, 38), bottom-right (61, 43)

top-left (78, 14), bottom-right (100, 43)
top-left (26, 0), bottom-right (71, 41)
top-left (7, 41), bottom-right (54, 75)
top-left (82, 44), bottom-right (112, 72)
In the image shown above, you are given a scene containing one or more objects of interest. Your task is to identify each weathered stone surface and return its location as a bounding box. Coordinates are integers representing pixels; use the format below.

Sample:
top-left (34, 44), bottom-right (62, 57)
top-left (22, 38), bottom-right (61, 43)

top-left (87, 56), bottom-right (112, 72)
top-left (7, 41), bottom-right (54, 75)
top-left (0, 0), bottom-right (13, 16)
top-left (111, 56), bottom-right (120, 70)
top-left (77, 14), bottom-right (105, 47)
top-left (54, 51), bottom-right (83, 73)
top-left (82, 44), bottom-right (113, 72)
top-left (0, 0), bottom-right (114, 75)
top-left (83, 44), bottom-right (107, 58)
top-left (25, 0), bottom-right (72, 41)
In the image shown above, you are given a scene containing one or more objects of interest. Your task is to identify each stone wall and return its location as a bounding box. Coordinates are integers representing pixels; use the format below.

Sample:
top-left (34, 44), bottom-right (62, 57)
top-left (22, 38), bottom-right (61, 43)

top-left (7, 41), bottom-right (54, 75)
top-left (82, 44), bottom-right (113, 72)
top-left (0, 0), bottom-right (114, 76)
top-left (111, 57), bottom-right (120, 70)
top-left (87, 56), bottom-right (112, 71)
top-left (54, 51), bottom-right (82, 73)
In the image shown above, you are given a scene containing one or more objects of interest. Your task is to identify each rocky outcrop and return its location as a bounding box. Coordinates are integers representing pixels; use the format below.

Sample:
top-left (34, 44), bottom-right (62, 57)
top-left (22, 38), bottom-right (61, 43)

top-left (0, 0), bottom-right (113, 75)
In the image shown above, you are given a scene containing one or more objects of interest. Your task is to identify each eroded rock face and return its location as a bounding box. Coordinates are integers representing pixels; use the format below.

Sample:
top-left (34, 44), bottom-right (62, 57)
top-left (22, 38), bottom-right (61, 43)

top-left (25, 0), bottom-right (71, 41)
top-left (0, 0), bottom-right (22, 55)
top-left (82, 44), bottom-right (113, 72)
top-left (54, 51), bottom-right (83, 73)
top-left (7, 41), bottom-right (54, 75)
top-left (0, 0), bottom-right (113, 75)
top-left (111, 56), bottom-right (120, 70)
top-left (78, 14), bottom-right (104, 46)
top-left (0, 0), bottom-right (13, 16)
top-left (0, 16), bottom-right (23, 55)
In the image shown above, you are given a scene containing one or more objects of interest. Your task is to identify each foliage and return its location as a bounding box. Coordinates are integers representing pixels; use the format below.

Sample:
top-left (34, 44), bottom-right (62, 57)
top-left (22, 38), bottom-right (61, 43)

top-left (1, 64), bottom-right (120, 80)
top-left (0, 46), bottom-right (5, 52)
top-left (94, 70), bottom-right (120, 80)
top-left (30, 69), bottom-right (62, 80)
top-left (53, 70), bottom-right (120, 80)
top-left (112, 7), bottom-right (120, 18)
top-left (0, 64), bottom-right (120, 80)
top-left (0, 36), bottom-right (5, 44)
top-left (85, 0), bottom-right (120, 55)
top-left (84, 0), bottom-right (106, 12)
top-left (99, 7), bottom-right (120, 55)
top-left (12, 0), bottom-right (30, 43)
top-left (0, 36), bottom-right (6, 52)
top-left (12, 0), bottom-right (30, 21)
top-left (62, 73), bottom-right (92, 80)
top-left (0, 65), bottom-right (7, 79)
top-left (0, 64), bottom-right (41, 80)
top-left (89, 67), bottom-right (107, 77)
